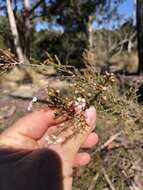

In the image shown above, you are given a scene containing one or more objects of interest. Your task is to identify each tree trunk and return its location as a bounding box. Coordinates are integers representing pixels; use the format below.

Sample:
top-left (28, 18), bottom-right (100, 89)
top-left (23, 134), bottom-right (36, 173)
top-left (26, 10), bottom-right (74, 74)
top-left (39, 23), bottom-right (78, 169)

top-left (136, 0), bottom-right (143, 74)
top-left (23, 0), bottom-right (32, 59)
top-left (86, 15), bottom-right (93, 50)
top-left (6, 0), bottom-right (25, 63)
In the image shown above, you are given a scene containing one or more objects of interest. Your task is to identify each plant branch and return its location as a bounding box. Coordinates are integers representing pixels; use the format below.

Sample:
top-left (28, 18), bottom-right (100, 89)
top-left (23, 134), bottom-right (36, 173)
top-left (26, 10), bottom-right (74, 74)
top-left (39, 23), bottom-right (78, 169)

top-left (102, 168), bottom-right (117, 190)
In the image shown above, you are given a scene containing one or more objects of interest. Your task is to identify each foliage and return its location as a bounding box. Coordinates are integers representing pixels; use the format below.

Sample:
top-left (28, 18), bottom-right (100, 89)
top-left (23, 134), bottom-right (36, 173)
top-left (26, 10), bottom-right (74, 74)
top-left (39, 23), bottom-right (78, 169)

top-left (0, 0), bottom-right (136, 69)
top-left (0, 16), bottom-right (14, 50)
top-left (44, 0), bottom-right (108, 66)
top-left (47, 0), bottom-right (105, 31)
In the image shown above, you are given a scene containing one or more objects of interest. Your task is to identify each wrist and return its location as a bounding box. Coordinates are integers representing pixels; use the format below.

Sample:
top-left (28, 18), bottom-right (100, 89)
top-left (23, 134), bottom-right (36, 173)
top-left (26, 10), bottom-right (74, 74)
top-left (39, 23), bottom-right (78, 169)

top-left (62, 164), bottom-right (73, 190)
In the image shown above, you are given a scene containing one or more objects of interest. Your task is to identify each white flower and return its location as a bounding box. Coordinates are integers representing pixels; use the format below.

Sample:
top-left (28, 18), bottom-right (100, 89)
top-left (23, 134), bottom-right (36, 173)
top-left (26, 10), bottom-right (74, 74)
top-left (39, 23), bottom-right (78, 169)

top-left (102, 96), bottom-right (107, 100)
top-left (45, 135), bottom-right (63, 145)
top-left (69, 83), bottom-right (73, 87)
top-left (56, 89), bottom-right (60, 93)
top-left (81, 98), bottom-right (86, 103)
top-left (27, 103), bottom-right (32, 111)
top-left (77, 97), bottom-right (82, 102)
top-left (102, 86), bottom-right (107, 91)
top-left (52, 135), bottom-right (57, 140)
top-left (27, 97), bottom-right (37, 111)
top-left (88, 93), bottom-right (92, 97)
top-left (54, 138), bottom-right (63, 144)
top-left (32, 97), bottom-right (37, 102)
top-left (74, 101), bottom-right (79, 106)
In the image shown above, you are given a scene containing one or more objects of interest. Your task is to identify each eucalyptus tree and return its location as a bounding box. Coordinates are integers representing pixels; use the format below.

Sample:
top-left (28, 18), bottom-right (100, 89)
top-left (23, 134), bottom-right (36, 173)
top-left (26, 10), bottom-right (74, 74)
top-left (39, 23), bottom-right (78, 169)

top-left (47, 0), bottom-right (107, 48)
top-left (6, 0), bottom-right (25, 63)
top-left (0, 0), bottom-right (45, 62)
top-left (37, 0), bottom-right (108, 67)
top-left (136, 0), bottom-right (143, 74)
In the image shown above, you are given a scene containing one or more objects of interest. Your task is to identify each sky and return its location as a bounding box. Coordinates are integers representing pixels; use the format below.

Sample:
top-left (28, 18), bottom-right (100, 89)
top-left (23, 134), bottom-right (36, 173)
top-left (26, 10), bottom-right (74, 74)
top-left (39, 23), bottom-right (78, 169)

top-left (36, 0), bottom-right (135, 31)
top-left (119, 0), bottom-right (134, 17)
top-left (0, 0), bottom-right (135, 31)
top-left (92, 0), bottom-right (135, 30)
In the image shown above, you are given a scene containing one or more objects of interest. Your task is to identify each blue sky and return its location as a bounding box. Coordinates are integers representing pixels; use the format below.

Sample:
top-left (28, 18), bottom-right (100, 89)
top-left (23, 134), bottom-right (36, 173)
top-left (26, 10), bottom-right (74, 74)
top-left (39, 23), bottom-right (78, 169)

top-left (0, 0), bottom-right (135, 31)
top-left (36, 0), bottom-right (135, 31)
top-left (118, 0), bottom-right (134, 17)
top-left (92, 0), bottom-right (135, 29)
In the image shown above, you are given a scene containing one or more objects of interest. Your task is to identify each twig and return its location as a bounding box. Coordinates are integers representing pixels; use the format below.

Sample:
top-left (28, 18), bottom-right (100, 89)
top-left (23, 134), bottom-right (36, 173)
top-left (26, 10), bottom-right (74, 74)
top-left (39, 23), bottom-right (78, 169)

top-left (100, 132), bottom-right (121, 150)
top-left (87, 173), bottom-right (99, 190)
top-left (102, 168), bottom-right (117, 190)
top-left (29, 0), bottom-right (43, 16)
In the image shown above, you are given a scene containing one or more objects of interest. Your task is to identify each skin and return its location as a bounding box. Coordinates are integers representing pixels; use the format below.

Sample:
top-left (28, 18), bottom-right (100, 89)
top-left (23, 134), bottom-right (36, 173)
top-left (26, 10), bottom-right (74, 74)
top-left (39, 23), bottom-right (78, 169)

top-left (0, 106), bottom-right (98, 190)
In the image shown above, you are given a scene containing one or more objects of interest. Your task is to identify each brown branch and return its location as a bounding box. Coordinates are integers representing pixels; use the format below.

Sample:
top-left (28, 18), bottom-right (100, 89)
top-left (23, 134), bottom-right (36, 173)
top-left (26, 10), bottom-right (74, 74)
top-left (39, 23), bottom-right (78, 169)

top-left (102, 168), bottom-right (117, 190)
top-left (100, 132), bottom-right (122, 150)
top-left (87, 173), bottom-right (99, 190)
top-left (28, 0), bottom-right (43, 16)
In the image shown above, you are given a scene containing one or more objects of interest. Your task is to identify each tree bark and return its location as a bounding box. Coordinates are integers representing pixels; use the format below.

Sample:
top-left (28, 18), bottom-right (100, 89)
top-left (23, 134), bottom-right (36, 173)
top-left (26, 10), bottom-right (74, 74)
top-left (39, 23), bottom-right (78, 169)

top-left (136, 0), bottom-right (143, 74)
top-left (86, 15), bottom-right (93, 50)
top-left (6, 0), bottom-right (25, 63)
top-left (23, 0), bottom-right (32, 59)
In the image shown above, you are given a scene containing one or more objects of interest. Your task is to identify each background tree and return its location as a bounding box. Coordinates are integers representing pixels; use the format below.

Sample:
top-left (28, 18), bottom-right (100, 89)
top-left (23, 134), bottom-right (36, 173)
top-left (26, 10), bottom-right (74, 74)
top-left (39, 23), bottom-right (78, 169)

top-left (23, 0), bottom-right (32, 59)
top-left (0, 0), bottom-right (135, 71)
top-left (136, 0), bottom-right (143, 74)
top-left (39, 0), bottom-right (108, 67)
top-left (0, 16), bottom-right (14, 50)
top-left (6, 0), bottom-right (25, 63)
top-left (0, 0), bottom-right (44, 62)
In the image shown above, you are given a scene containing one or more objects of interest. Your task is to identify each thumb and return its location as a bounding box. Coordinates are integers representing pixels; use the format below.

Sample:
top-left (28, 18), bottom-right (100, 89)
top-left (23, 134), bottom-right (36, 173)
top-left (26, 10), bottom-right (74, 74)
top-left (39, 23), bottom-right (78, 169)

top-left (1, 108), bottom-right (67, 140)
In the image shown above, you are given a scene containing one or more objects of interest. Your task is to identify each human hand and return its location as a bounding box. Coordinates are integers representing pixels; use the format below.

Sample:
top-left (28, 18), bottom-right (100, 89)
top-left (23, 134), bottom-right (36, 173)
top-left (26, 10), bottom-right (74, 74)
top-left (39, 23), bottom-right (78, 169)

top-left (0, 106), bottom-right (98, 190)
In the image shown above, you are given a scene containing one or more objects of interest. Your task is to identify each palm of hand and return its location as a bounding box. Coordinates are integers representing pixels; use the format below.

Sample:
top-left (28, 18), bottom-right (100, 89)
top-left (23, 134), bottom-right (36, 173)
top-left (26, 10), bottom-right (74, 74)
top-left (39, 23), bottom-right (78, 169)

top-left (0, 107), bottom-right (97, 189)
